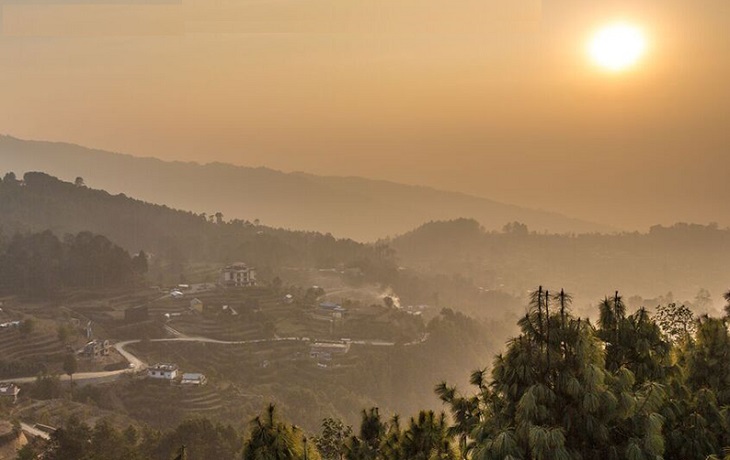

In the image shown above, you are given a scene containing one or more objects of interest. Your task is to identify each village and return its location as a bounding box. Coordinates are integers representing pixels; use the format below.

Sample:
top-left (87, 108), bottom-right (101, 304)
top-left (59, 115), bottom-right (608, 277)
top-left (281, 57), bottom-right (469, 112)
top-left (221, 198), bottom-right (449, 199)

top-left (0, 261), bottom-right (429, 438)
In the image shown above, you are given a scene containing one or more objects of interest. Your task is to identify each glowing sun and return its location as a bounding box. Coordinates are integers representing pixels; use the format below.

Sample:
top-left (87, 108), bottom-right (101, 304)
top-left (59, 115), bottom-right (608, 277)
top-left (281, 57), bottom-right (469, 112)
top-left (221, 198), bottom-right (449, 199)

top-left (588, 23), bottom-right (647, 72)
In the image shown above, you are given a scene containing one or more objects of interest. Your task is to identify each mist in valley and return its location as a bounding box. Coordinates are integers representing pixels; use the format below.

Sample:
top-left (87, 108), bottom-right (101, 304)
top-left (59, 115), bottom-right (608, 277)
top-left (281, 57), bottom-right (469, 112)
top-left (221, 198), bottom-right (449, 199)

top-left (0, 172), bottom-right (727, 446)
top-left (1, 0), bottom-right (729, 457)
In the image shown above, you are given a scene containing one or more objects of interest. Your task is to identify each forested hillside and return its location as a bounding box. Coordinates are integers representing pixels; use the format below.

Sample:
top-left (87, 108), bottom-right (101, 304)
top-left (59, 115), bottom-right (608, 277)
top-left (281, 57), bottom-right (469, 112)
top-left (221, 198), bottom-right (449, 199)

top-left (0, 172), bottom-right (396, 282)
top-left (0, 172), bottom-right (521, 318)
top-left (0, 230), bottom-right (146, 298)
top-left (3, 172), bottom-right (727, 320)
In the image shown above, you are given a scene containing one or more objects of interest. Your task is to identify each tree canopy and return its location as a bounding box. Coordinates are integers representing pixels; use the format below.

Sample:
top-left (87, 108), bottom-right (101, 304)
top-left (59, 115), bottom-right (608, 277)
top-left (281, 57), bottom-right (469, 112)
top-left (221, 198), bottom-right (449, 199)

top-left (0, 229), bottom-right (138, 298)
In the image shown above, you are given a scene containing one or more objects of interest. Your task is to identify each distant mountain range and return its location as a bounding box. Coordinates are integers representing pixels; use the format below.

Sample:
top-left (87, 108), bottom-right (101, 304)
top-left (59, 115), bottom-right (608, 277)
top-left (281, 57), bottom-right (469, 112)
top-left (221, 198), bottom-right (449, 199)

top-left (0, 135), bottom-right (612, 241)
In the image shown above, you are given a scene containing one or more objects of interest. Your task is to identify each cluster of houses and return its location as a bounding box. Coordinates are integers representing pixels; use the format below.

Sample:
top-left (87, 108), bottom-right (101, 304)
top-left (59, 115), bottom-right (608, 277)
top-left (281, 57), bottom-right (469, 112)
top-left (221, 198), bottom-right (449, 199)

top-left (160, 297), bottom-right (241, 323)
top-left (151, 262), bottom-right (256, 322)
top-left (188, 298), bottom-right (238, 316)
top-left (146, 363), bottom-right (207, 386)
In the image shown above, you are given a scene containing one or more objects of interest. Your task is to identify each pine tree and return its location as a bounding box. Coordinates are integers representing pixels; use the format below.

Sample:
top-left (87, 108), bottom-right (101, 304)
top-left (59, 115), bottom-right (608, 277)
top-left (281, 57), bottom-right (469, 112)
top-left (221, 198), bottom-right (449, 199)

top-left (444, 287), bottom-right (667, 460)
top-left (597, 297), bottom-right (674, 386)
top-left (243, 404), bottom-right (320, 460)
top-left (314, 418), bottom-right (352, 460)
top-left (346, 408), bottom-right (386, 460)
top-left (665, 315), bottom-right (730, 458)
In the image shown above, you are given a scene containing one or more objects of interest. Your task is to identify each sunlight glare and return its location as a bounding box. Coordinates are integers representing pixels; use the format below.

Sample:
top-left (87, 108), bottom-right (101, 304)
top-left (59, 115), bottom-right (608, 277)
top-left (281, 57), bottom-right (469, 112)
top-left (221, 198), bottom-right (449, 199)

top-left (588, 23), bottom-right (647, 72)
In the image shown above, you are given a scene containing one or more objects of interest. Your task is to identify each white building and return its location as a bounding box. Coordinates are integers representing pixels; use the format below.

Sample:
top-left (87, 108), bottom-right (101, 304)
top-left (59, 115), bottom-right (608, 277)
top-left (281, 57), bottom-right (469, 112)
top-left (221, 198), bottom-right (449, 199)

top-left (147, 363), bottom-right (179, 380)
top-left (309, 341), bottom-right (350, 360)
top-left (181, 373), bottom-right (208, 386)
top-left (220, 262), bottom-right (257, 287)
top-left (0, 383), bottom-right (20, 403)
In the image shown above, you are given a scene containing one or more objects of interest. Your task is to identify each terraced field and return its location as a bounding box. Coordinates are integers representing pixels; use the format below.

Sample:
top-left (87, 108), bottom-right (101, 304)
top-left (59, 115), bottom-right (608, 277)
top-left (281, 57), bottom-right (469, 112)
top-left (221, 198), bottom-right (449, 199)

top-left (126, 340), bottom-right (308, 382)
top-left (109, 320), bottom-right (167, 340)
top-left (111, 379), bottom-right (260, 429)
top-left (178, 385), bottom-right (224, 414)
top-left (13, 397), bottom-right (141, 431)
top-left (0, 331), bottom-right (63, 362)
top-left (170, 316), bottom-right (265, 341)
top-left (109, 338), bottom-right (370, 431)
top-left (148, 288), bottom-right (290, 340)
top-left (0, 328), bottom-right (65, 378)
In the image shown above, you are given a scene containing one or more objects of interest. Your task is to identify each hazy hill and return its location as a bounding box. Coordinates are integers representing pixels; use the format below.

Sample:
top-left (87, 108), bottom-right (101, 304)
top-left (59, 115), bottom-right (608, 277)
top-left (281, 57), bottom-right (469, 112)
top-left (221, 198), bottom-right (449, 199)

top-left (0, 135), bottom-right (611, 241)
top-left (388, 218), bottom-right (730, 315)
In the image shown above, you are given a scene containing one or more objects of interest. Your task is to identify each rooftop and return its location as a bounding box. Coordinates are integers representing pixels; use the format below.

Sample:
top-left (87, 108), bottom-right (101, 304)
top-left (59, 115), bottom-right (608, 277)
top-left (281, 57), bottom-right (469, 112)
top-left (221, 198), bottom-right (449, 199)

top-left (149, 363), bottom-right (178, 372)
top-left (319, 302), bottom-right (346, 311)
top-left (0, 383), bottom-right (20, 396)
top-left (182, 373), bottom-right (205, 379)
top-left (311, 342), bottom-right (350, 351)
top-left (223, 262), bottom-right (252, 270)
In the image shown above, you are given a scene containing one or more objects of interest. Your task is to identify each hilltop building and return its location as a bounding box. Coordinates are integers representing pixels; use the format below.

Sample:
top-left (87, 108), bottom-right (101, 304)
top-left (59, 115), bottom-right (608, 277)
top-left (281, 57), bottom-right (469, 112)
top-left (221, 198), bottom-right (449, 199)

top-left (147, 363), bottom-right (179, 381)
top-left (220, 262), bottom-right (256, 287)
top-left (309, 341), bottom-right (350, 360)
top-left (319, 302), bottom-right (347, 319)
top-left (82, 339), bottom-right (110, 358)
top-left (0, 384), bottom-right (20, 403)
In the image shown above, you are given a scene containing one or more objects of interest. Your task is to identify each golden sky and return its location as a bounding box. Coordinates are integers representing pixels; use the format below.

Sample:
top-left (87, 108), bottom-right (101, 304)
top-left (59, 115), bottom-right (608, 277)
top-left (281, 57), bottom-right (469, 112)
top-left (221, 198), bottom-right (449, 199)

top-left (1, 0), bottom-right (728, 229)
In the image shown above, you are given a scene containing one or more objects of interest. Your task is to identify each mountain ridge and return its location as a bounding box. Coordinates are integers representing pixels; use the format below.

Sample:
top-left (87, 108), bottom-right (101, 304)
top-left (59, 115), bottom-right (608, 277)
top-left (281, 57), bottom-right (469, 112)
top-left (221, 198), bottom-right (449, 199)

top-left (0, 135), bottom-right (613, 241)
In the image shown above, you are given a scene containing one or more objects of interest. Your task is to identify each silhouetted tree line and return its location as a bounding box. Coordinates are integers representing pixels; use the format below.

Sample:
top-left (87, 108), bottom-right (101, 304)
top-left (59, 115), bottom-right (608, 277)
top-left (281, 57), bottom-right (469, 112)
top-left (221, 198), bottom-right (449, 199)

top-left (0, 229), bottom-right (147, 298)
top-left (22, 288), bottom-right (730, 459)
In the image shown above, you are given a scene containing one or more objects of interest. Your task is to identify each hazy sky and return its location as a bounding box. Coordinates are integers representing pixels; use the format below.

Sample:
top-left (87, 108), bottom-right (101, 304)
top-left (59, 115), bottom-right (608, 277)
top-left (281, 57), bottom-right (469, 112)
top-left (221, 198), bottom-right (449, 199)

top-left (1, 0), bottom-right (728, 229)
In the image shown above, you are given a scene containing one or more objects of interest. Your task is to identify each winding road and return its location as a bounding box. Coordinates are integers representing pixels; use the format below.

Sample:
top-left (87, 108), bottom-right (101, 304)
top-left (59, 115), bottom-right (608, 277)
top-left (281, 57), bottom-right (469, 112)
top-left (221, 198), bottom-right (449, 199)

top-left (0, 328), bottom-right (429, 385)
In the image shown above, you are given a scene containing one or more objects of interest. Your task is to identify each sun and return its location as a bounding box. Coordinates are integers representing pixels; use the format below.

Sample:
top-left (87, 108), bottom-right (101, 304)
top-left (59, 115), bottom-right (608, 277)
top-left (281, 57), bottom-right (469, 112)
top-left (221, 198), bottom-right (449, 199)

top-left (588, 22), bottom-right (647, 72)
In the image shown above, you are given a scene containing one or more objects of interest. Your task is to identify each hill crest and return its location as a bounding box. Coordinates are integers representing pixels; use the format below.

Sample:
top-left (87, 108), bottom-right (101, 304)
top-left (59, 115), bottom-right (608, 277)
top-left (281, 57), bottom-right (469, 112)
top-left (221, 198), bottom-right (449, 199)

top-left (0, 135), bottom-right (612, 240)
